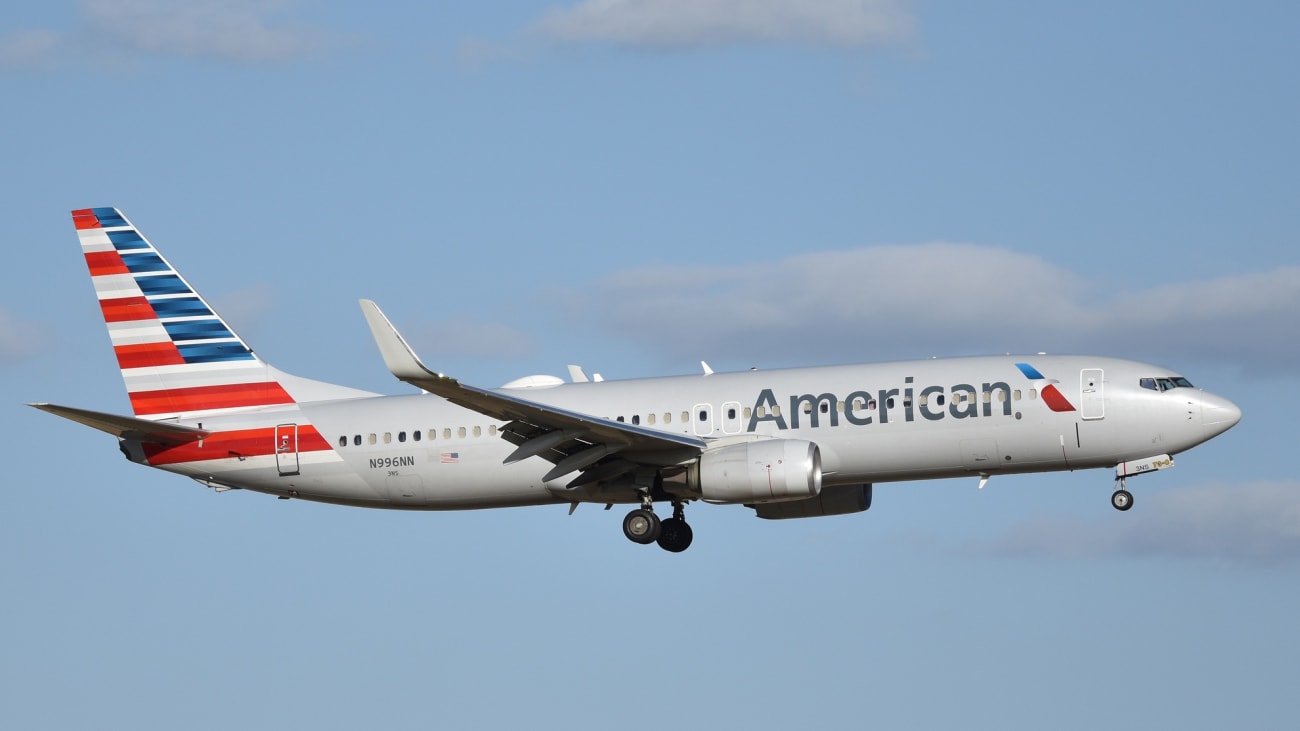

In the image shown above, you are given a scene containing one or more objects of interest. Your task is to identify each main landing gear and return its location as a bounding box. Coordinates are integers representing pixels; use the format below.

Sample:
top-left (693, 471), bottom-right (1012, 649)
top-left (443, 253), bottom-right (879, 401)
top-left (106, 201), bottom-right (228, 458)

top-left (622, 499), bottom-right (693, 553)
top-left (1111, 477), bottom-right (1134, 512)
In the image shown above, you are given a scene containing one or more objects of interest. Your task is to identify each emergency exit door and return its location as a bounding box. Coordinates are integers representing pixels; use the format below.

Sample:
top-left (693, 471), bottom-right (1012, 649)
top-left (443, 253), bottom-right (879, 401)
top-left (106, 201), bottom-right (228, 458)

top-left (275, 423), bottom-right (300, 476)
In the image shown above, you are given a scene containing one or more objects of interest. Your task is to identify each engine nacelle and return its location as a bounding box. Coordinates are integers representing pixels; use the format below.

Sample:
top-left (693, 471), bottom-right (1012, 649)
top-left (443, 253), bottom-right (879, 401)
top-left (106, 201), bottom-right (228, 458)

top-left (689, 440), bottom-right (822, 504)
top-left (753, 484), bottom-right (872, 519)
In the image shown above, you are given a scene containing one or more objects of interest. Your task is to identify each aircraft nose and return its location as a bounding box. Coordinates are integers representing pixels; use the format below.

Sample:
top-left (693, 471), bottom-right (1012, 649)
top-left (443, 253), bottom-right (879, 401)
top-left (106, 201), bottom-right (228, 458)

top-left (1201, 393), bottom-right (1242, 432)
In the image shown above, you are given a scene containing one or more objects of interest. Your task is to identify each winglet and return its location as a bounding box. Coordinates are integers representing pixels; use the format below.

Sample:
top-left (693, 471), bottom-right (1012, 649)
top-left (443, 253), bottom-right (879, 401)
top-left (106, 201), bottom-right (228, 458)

top-left (359, 300), bottom-right (458, 389)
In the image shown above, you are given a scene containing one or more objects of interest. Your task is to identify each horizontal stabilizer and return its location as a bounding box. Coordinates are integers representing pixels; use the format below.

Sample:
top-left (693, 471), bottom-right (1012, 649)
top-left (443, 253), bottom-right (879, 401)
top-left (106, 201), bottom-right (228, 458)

top-left (29, 403), bottom-right (209, 445)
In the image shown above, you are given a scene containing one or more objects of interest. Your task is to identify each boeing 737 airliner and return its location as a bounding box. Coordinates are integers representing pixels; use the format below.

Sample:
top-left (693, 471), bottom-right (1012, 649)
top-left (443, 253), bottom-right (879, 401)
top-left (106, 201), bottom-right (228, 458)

top-left (33, 208), bottom-right (1242, 552)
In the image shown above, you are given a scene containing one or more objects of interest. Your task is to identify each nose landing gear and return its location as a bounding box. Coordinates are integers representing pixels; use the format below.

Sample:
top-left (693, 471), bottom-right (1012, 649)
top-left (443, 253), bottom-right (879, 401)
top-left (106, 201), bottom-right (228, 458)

top-left (1111, 477), bottom-right (1134, 511)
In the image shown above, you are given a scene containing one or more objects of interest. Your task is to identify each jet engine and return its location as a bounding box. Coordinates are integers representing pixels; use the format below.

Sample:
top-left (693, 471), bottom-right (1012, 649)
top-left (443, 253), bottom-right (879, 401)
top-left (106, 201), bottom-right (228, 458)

top-left (688, 439), bottom-right (822, 503)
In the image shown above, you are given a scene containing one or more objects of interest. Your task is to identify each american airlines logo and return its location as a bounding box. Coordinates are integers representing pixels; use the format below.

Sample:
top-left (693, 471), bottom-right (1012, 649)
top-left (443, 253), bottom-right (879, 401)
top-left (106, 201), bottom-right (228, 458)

top-left (747, 362), bottom-right (1074, 432)
top-left (1013, 362), bottom-right (1077, 413)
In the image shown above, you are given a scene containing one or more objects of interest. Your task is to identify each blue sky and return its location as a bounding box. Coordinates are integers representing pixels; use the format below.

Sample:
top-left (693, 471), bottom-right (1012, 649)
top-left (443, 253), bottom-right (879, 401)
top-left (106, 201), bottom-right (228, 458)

top-left (3, 2), bottom-right (1298, 728)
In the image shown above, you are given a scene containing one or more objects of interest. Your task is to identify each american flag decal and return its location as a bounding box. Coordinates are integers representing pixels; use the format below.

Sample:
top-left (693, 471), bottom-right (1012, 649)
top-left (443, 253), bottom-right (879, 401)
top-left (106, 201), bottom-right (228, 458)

top-left (440, 452), bottom-right (460, 464)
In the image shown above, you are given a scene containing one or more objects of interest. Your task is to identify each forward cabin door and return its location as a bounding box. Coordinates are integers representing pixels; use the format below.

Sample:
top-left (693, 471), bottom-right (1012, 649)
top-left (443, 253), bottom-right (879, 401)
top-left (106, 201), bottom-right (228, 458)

top-left (275, 423), bottom-right (300, 476)
top-left (1080, 369), bottom-right (1105, 420)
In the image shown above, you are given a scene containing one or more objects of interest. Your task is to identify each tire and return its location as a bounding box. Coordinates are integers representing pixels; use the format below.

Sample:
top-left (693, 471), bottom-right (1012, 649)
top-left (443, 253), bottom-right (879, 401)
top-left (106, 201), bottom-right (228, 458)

top-left (656, 517), bottom-right (694, 553)
top-left (1111, 489), bottom-right (1134, 511)
top-left (622, 508), bottom-right (661, 544)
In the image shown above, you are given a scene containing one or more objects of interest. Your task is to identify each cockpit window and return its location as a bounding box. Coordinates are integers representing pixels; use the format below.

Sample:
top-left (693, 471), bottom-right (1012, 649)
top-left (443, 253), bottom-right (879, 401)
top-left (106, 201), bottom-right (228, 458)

top-left (1141, 376), bottom-right (1195, 391)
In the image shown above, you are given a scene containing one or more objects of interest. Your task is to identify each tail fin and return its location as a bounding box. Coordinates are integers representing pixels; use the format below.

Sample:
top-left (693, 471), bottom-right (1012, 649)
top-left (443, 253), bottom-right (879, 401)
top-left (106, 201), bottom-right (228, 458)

top-left (72, 207), bottom-right (369, 419)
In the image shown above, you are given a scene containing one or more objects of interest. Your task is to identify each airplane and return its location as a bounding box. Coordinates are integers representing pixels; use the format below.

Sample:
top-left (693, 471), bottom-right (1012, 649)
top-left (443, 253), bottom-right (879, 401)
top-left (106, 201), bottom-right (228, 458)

top-left (32, 207), bottom-right (1243, 552)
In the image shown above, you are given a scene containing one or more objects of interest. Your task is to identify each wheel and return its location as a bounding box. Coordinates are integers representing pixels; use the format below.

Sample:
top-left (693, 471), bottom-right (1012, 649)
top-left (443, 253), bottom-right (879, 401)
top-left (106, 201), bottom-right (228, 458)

top-left (656, 517), bottom-right (694, 553)
top-left (1111, 489), bottom-right (1134, 511)
top-left (622, 508), bottom-right (661, 544)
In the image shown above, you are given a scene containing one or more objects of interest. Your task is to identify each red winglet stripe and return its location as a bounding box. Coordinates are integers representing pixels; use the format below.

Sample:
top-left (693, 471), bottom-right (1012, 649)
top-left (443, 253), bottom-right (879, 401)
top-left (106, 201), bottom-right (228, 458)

top-left (72, 209), bottom-right (101, 229)
top-left (100, 296), bottom-right (156, 323)
top-left (144, 426), bottom-right (331, 466)
top-left (85, 250), bottom-right (130, 276)
top-left (115, 342), bottom-right (186, 369)
top-left (129, 382), bottom-right (295, 416)
top-left (1040, 384), bottom-right (1077, 412)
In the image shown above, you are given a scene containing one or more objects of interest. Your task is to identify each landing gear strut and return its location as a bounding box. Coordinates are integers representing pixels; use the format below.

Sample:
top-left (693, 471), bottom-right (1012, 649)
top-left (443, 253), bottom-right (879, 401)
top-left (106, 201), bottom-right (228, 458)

top-left (1111, 478), bottom-right (1134, 511)
top-left (622, 496), bottom-right (693, 552)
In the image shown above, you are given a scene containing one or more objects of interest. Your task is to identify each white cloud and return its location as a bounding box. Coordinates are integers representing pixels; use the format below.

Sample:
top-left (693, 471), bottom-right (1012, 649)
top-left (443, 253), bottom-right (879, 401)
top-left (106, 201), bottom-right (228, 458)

top-left (559, 244), bottom-right (1300, 373)
top-left (0, 307), bottom-right (49, 364)
top-left (985, 481), bottom-right (1300, 565)
top-left (1, 1), bottom-right (350, 68)
top-left (535, 0), bottom-right (915, 49)
top-left (82, 0), bottom-right (344, 63)
top-left (0, 30), bottom-right (62, 69)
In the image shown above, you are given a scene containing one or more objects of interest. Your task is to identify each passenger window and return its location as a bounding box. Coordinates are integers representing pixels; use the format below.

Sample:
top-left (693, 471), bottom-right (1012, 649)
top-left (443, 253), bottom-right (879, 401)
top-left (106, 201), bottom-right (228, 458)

top-left (457, 427), bottom-right (467, 438)
top-left (648, 413), bottom-right (656, 425)
top-left (743, 407), bottom-right (751, 419)
top-left (489, 425), bottom-right (498, 436)
top-left (443, 428), bottom-right (452, 440)
top-left (819, 403), bottom-right (829, 414)
top-left (398, 431), bottom-right (406, 443)
top-left (698, 410), bottom-right (708, 421)
top-left (1029, 389), bottom-right (1038, 400)
top-left (728, 408), bottom-right (737, 419)
top-left (383, 432), bottom-right (392, 444)
top-left (473, 426), bottom-right (482, 437)
top-left (632, 415), bottom-right (640, 425)
top-left (368, 434), bottom-right (377, 445)
top-left (338, 436), bottom-right (347, 447)
top-left (681, 411), bottom-right (689, 423)
top-left (664, 412), bottom-right (672, 424)
top-left (353, 435), bottom-right (361, 446)
top-left (413, 430), bottom-right (421, 442)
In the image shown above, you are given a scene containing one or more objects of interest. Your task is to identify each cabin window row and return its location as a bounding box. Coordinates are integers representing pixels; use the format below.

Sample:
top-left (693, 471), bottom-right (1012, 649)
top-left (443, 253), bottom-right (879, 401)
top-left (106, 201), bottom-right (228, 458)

top-left (604, 389), bottom-right (1037, 424)
top-left (336, 424), bottom-right (499, 448)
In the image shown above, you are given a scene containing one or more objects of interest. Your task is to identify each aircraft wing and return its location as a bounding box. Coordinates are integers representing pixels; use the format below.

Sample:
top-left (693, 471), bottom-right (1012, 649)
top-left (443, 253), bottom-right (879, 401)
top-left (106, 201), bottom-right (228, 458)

top-left (30, 403), bottom-right (210, 445)
top-left (360, 300), bottom-right (707, 485)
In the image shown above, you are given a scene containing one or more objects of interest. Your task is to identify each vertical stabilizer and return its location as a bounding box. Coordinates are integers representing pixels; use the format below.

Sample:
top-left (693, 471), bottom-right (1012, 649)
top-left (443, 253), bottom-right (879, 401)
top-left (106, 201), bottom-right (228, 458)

top-left (72, 207), bottom-right (369, 419)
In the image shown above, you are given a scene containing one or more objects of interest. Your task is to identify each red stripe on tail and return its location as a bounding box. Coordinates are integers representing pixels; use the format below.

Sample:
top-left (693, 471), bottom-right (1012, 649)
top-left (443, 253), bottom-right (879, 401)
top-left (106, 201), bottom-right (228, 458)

top-left (144, 426), bottom-right (331, 466)
top-left (85, 251), bottom-right (129, 276)
top-left (72, 209), bottom-right (102, 230)
top-left (129, 382), bottom-right (295, 416)
top-left (100, 296), bottom-right (156, 323)
top-left (114, 342), bottom-right (186, 369)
